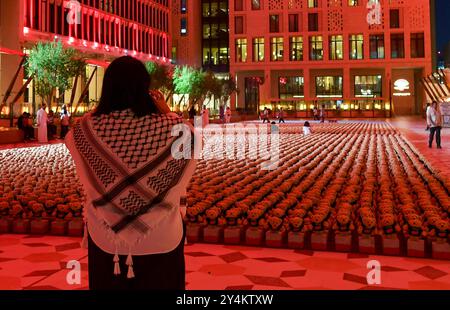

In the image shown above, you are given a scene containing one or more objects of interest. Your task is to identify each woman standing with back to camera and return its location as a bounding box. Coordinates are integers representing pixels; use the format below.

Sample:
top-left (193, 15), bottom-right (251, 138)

top-left (65, 56), bottom-right (196, 290)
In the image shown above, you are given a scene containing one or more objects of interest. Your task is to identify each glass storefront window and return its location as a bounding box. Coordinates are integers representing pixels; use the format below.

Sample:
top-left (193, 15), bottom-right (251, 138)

top-left (279, 76), bottom-right (304, 99)
top-left (316, 76), bottom-right (343, 97)
top-left (354, 75), bottom-right (382, 98)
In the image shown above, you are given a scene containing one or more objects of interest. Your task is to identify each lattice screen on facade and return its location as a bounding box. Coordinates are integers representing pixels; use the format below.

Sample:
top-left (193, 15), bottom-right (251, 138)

top-left (288, 0), bottom-right (303, 10)
top-left (328, 10), bottom-right (344, 32)
top-left (327, 0), bottom-right (342, 8)
top-left (409, 5), bottom-right (425, 30)
top-left (269, 0), bottom-right (284, 10)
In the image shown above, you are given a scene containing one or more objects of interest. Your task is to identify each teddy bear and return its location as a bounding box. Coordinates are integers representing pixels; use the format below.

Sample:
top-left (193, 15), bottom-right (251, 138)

top-left (360, 215), bottom-right (376, 235)
top-left (31, 203), bottom-right (45, 217)
top-left (268, 216), bottom-right (283, 231)
top-left (206, 207), bottom-right (221, 224)
top-left (0, 201), bottom-right (9, 216)
top-left (69, 202), bottom-right (82, 217)
top-left (289, 217), bottom-right (303, 232)
top-left (56, 204), bottom-right (70, 219)
top-left (270, 208), bottom-right (285, 218)
top-left (380, 214), bottom-right (399, 235)
top-left (430, 219), bottom-right (449, 239)
top-left (10, 204), bottom-right (23, 218)
top-left (334, 213), bottom-right (353, 232)
top-left (404, 217), bottom-right (423, 237)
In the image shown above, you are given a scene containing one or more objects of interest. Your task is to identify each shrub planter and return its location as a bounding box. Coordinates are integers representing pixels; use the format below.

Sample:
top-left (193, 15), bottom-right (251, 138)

top-left (0, 217), bottom-right (12, 233)
top-left (224, 226), bottom-right (244, 244)
top-left (431, 240), bottom-right (450, 260)
top-left (245, 227), bottom-right (265, 246)
top-left (68, 220), bottom-right (84, 237)
top-left (50, 220), bottom-right (67, 235)
top-left (382, 235), bottom-right (401, 256)
top-left (287, 231), bottom-right (305, 249)
top-left (407, 237), bottom-right (426, 258)
top-left (203, 225), bottom-right (223, 243)
top-left (265, 230), bottom-right (287, 248)
top-left (335, 232), bottom-right (352, 252)
top-left (30, 219), bottom-right (49, 234)
top-left (186, 224), bottom-right (203, 243)
top-left (311, 231), bottom-right (328, 251)
top-left (358, 235), bottom-right (376, 254)
top-left (12, 219), bottom-right (30, 234)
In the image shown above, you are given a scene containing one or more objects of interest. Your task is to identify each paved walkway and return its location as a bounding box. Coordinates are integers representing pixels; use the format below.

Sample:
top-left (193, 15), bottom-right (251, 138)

top-left (0, 234), bottom-right (450, 290)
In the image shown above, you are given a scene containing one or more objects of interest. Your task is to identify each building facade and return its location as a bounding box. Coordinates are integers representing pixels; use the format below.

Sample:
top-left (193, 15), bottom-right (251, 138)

top-left (0, 0), bottom-right (172, 117)
top-left (229, 0), bottom-right (434, 117)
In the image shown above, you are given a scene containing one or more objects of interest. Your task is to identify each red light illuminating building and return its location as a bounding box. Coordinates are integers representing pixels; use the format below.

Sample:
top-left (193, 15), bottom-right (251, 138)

top-left (230, 0), bottom-right (434, 117)
top-left (0, 0), bottom-right (172, 117)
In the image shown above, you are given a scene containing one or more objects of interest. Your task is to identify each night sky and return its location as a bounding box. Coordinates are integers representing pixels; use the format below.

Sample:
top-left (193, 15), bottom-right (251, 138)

top-left (436, 0), bottom-right (450, 53)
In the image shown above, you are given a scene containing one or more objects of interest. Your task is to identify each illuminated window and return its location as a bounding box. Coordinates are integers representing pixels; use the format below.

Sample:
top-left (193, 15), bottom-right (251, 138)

top-left (316, 76), bottom-right (343, 97)
top-left (271, 37), bottom-right (284, 61)
top-left (391, 33), bottom-right (404, 58)
top-left (348, 0), bottom-right (358, 6)
top-left (236, 38), bottom-right (247, 62)
top-left (350, 34), bottom-right (364, 60)
top-left (411, 33), bottom-right (425, 58)
top-left (279, 76), bottom-right (304, 99)
top-left (289, 36), bottom-right (303, 61)
top-left (253, 37), bottom-right (265, 62)
top-left (369, 34), bottom-right (385, 59)
top-left (329, 35), bottom-right (344, 60)
top-left (354, 75), bottom-right (382, 97)
top-left (180, 18), bottom-right (187, 35)
top-left (308, 0), bottom-right (319, 8)
top-left (181, 0), bottom-right (187, 13)
top-left (309, 36), bottom-right (323, 60)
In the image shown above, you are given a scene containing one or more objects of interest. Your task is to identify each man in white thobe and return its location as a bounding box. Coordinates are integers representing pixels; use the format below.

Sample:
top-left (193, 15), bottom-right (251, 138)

top-left (36, 103), bottom-right (48, 143)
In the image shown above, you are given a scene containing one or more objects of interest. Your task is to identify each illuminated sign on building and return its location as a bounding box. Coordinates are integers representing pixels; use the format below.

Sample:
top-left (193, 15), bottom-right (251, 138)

top-left (393, 79), bottom-right (411, 96)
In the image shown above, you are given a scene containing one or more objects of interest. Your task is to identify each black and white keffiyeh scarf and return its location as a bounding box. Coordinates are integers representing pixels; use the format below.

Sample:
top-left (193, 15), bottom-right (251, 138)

top-left (72, 110), bottom-right (191, 249)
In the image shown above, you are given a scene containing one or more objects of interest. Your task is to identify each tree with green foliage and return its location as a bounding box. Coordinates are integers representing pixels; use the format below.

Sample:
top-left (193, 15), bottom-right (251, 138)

top-left (173, 66), bottom-right (207, 108)
top-left (145, 61), bottom-right (174, 102)
top-left (27, 40), bottom-right (84, 111)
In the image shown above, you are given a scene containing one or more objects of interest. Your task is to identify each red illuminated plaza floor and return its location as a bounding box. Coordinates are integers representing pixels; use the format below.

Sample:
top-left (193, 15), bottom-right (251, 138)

top-left (0, 117), bottom-right (449, 290)
top-left (1, 234), bottom-right (450, 290)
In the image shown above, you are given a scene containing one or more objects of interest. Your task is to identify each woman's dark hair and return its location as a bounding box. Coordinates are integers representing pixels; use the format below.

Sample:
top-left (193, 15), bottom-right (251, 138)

top-left (94, 56), bottom-right (159, 117)
top-left (304, 121), bottom-right (310, 127)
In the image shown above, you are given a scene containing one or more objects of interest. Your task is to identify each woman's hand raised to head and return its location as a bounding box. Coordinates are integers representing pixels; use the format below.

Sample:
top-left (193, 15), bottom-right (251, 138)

top-left (150, 90), bottom-right (171, 114)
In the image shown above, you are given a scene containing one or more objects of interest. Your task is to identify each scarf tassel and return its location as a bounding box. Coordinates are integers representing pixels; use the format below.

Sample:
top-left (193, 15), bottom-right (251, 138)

top-left (113, 252), bottom-right (121, 276)
top-left (126, 253), bottom-right (135, 279)
top-left (81, 222), bottom-right (88, 249)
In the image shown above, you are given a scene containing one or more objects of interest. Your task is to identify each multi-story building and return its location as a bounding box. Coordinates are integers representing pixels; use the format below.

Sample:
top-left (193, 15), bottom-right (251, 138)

top-left (172, 0), bottom-right (202, 67)
top-left (172, 0), bottom-right (230, 115)
top-left (0, 0), bottom-right (172, 117)
top-left (229, 0), bottom-right (434, 117)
